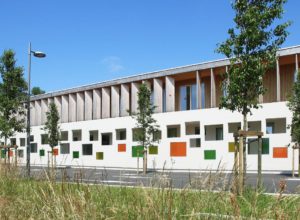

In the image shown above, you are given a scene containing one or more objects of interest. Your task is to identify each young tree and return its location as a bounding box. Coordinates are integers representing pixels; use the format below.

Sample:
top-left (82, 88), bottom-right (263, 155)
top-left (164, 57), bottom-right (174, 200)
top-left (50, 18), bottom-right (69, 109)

top-left (0, 50), bottom-right (27, 163)
top-left (43, 102), bottom-right (60, 174)
top-left (217, 0), bottom-right (290, 185)
top-left (131, 83), bottom-right (159, 174)
top-left (31, 86), bottom-right (45, 96)
top-left (288, 70), bottom-right (300, 177)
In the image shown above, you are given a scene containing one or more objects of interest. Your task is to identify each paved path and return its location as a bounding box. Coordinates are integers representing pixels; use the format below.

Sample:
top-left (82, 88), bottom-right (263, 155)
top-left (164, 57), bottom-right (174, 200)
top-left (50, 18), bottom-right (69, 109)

top-left (25, 166), bottom-right (300, 194)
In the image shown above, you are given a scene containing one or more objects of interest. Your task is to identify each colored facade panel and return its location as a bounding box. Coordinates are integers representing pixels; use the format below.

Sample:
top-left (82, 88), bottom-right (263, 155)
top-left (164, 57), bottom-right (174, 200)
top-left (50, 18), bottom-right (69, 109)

top-left (1, 149), bottom-right (6, 158)
top-left (204, 150), bottom-right (216, 160)
top-left (170, 142), bottom-right (186, 157)
top-left (73, 151), bottom-right (79, 159)
top-left (149, 146), bottom-right (158, 155)
top-left (118, 144), bottom-right (126, 152)
top-left (53, 148), bottom-right (59, 156)
top-left (39, 149), bottom-right (45, 157)
top-left (248, 138), bottom-right (269, 155)
top-left (228, 142), bottom-right (235, 153)
top-left (96, 152), bottom-right (104, 160)
top-left (8, 150), bottom-right (13, 157)
top-left (273, 147), bottom-right (288, 158)
top-left (132, 146), bottom-right (144, 157)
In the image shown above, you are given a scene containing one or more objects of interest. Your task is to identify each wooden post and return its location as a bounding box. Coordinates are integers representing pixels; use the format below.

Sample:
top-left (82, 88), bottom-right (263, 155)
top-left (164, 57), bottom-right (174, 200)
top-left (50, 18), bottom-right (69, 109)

top-left (137, 150), bottom-right (139, 175)
top-left (298, 143), bottom-right (300, 178)
top-left (234, 136), bottom-right (239, 194)
top-left (257, 136), bottom-right (262, 188)
top-left (239, 135), bottom-right (244, 195)
top-left (292, 146), bottom-right (295, 178)
top-left (14, 146), bottom-right (17, 167)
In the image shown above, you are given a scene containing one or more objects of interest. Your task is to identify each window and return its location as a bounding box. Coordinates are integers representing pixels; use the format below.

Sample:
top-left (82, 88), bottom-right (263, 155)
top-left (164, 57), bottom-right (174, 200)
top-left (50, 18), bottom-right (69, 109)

top-left (20, 138), bottom-right (25, 147)
top-left (132, 128), bottom-right (142, 142)
top-left (153, 130), bottom-right (162, 141)
top-left (266, 118), bottom-right (286, 134)
top-left (190, 138), bottom-right (201, 147)
top-left (185, 122), bottom-right (200, 135)
top-left (18, 149), bottom-right (24, 158)
top-left (60, 143), bottom-right (70, 154)
top-left (30, 143), bottom-right (37, 153)
top-left (248, 121), bottom-right (261, 132)
top-left (167, 125), bottom-right (180, 138)
top-left (205, 124), bottom-right (223, 141)
top-left (72, 130), bottom-right (82, 141)
top-left (60, 131), bottom-right (68, 141)
top-left (82, 144), bottom-right (93, 155)
top-left (30, 135), bottom-right (34, 142)
top-left (228, 122), bottom-right (241, 133)
top-left (101, 133), bottom-right (112, 145)
top-left (116, 129), bottom-right (126, 140)
top-left (248, 138), bottom-right (269, 155)
top-left (180, 85), bottom-right (197, 111)
top-left (41, 134), bottom-right (49, 145)
top-left (89, 130), bottom-right (99, 141)
top-left (10, 138), bottom-right (16, 146)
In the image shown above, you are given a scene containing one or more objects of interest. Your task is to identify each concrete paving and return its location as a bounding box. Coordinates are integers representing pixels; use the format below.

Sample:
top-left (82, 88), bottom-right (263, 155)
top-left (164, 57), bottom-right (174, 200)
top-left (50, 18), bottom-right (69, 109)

top-left (24, 166), bottom-right (300, 194)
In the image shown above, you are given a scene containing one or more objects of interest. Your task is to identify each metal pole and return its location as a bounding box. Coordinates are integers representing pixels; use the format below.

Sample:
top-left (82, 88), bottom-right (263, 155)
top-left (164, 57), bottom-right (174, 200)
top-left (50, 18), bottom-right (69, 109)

top-left (26, 42), bottom-right (31, 178)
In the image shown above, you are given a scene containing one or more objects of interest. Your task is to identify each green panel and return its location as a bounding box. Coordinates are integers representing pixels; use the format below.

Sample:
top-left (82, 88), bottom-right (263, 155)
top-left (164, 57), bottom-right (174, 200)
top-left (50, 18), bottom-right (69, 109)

top-left (204, 150), bottom-right (216, 160)
top-left (149, 146), bottom-right (158, 155)
top-left (228, 142), bottom-right (235, 153)
top-left (262, 138), bottom-right (269, 154)
top-left (39, 149), bottom-right (45, 157)
top-left (132, 146), bottom-right (144, 158)
top-left (96, 152), bottom-right (104, 160)
top-left (1, 149), bottom-right (6, 158)
top-left (73, 151), bottom-right (79, 159)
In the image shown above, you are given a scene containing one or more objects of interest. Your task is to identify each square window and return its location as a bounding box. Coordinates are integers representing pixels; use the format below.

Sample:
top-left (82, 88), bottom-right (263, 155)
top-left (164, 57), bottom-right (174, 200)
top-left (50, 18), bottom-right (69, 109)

top-left (60, 131), bottom-right (68, 141)
top-left (185, 122), bottom-right (200, 135)
top-left (72, 130), bottom-right (82, 141)
top-left (248, 121), bottom-right (261, 132)
top-left (18, 149), bottom-right (24, 158)
top-left (116, 129), bottom-right (126, 140)
top-left (228, 122), bottom-right (241, 133)
top-left (30, 135), bottom-right (34, 142)
top-left (60, 143), bottom-right (70, 154)
top-left (153, 130), bottom-right (162, 141)
top-left (30, 143), bottom-right (37, 153)
top-left (216, 127), bottom-right (223, 140)
top-left (266, 118), bottom-right (286, 134)
top-left (190, 138), bottom-right (201, 147)
top-left (248, 138), bottom-right (269, 155)
top-left (101, 133), bottom-right (112, 145)
top-left (205, 124), bottom-right (223, 141)
top-left (266, 122), bottom-right (274, 134)
top-left (41, 134), bottom-right (49, 145)
top-left (132, 128), bottom-right (142, 142)
top-left (82, 144), bottom-right (93, 155)
top-left (20, 138), bottom-right (25, 147)
top-left (39, 149), bottom-right (45, 157)
top-left (89, 130), bottom-right (99, 141)
top-left (167, 125), bottom-right (180, 138)
top-left (10, 138), bottom-right (16, 146)
top-left (73, 151), bottom-right (79, 159)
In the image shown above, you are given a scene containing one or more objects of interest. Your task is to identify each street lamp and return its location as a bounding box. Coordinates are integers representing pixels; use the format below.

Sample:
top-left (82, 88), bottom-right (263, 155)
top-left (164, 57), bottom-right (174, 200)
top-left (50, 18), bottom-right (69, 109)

top-left (26, 42), bottom-right (46, 177)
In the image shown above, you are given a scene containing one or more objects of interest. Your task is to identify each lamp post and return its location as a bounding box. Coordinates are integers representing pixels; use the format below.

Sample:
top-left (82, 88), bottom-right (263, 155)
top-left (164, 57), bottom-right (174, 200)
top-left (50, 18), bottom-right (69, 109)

top-left (26, 42), bottom-right (46, 177)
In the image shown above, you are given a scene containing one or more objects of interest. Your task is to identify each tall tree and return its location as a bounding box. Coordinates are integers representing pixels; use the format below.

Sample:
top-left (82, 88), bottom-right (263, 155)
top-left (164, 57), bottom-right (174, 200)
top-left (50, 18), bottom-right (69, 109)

top-left (43, 102), bottom-right (60, 173)
top-left (217, 0), bottom-right (290, 184)
top-left (131, 83), bottom-right (159, 174)
top-left (31, 86), bottom-right (45, 96)
top-left (0, 50), bottom-right (27, 163)
top-left (288, 70), bottom-right (300, 177)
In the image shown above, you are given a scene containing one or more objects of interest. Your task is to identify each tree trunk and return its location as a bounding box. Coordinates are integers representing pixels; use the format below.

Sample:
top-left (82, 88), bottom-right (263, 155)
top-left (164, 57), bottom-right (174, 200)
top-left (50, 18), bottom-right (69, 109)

top-left (51, 148), bottom-right (54, 181)
top-left (239, 135), bottom-right (244, 195)
top-left (257, 136), bottom-right (262, 188)
top-left (143, 149), bottom-right (147, 175)
top-left (298, 144), bottom-right (300, 178)
top-left (242, 113), bottom-right (247, 187)
top-left (5, 138), bottom-right (8, 165)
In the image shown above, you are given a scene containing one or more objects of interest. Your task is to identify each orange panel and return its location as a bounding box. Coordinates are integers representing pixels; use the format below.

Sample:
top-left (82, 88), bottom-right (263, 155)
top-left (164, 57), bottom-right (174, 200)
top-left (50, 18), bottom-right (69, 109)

top-left (53, 148), bottom-right (59, 156)
top-left (170, 142), bottom-right (186, 157)
top-left (8, 150), bottom-right (13, 157)
top-left (118, 144), bottom-right (126, 152)
top-left (273, 147), bottom-right (288, 158)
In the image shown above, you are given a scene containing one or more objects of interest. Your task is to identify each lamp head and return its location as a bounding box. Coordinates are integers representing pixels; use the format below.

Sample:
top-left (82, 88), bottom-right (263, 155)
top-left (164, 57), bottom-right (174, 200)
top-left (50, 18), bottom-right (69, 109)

top-left (33, 51), bottom-right (46, 58)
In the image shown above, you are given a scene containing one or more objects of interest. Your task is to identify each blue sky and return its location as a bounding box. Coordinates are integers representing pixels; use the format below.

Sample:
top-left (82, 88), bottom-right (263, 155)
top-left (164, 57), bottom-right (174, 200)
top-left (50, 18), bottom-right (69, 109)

top-left (0, 0), bottom-right (299, 92)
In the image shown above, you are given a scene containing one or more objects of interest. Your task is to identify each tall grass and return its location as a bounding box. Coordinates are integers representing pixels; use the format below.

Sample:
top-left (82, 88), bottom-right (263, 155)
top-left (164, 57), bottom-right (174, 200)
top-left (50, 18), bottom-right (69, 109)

top-left (0, 166), bottom-right (299, 219)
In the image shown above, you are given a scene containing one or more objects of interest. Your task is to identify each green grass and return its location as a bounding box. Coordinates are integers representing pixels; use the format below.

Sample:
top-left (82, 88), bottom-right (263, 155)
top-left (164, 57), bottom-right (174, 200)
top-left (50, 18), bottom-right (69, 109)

top-left (0, 168), bottom-right (299, 219)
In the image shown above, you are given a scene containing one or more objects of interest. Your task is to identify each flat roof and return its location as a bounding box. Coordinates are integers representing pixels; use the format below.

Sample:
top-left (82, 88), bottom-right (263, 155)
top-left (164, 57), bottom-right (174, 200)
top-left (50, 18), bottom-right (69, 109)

top-left (31, 45), bottom-right (300, 101)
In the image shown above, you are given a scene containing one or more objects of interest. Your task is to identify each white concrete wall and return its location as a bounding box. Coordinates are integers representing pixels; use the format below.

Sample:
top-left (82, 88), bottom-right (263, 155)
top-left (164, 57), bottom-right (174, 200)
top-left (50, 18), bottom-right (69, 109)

top-left (13, 101), bottom-right (296, 173)
top-left (54, 97), bottom-right (62, 123)
top-left (102, 87), bottom-right (110, 119)
top-left (93, 89), bottom-right (101, 120)
top-left (76, 92), bottom-right (84, 121)
top-left (120, 84), bottom-right (129, 117)
top-left (153, 78), bottom-right (163, 113)
top-left (131, 82), bottom-right (139, 114)
top-left (41, 99), bottom-right (48, 124)
top-left (69, 94), bottom-right (77, 122)
top-left (30, 102), bottom-right (36, 126)
top-left (61, 95), bottom-right (69, 123)
top-left (84, 91), bottom-right (93, 121)
top-left (165, 76), bottom-right (175, 112)
top-left (35, 100), bottom-right (41, 126)
top-left (111, 86), bottom-right (120, 118)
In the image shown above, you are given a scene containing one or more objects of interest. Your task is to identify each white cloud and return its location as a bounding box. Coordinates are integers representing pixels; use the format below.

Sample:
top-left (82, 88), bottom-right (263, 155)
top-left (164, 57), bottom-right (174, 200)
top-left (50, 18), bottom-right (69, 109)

top-left (101, 56), bottom-right (124, 73)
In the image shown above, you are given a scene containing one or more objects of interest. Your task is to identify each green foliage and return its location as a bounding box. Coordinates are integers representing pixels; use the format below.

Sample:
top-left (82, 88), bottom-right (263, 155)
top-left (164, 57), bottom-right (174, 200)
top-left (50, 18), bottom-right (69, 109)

top-left (31, 86), bottom-right (45, 96)
top-left (288, 71), bottom-right (300, 143)
top-left (131, 83), bottom-right (159, 150)
top-left (0, 50), bottom-right (27, 141)
top-left (43, 102), bottom-right (60, 149)
top-left (217, 0), bottom-right (290, 115)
